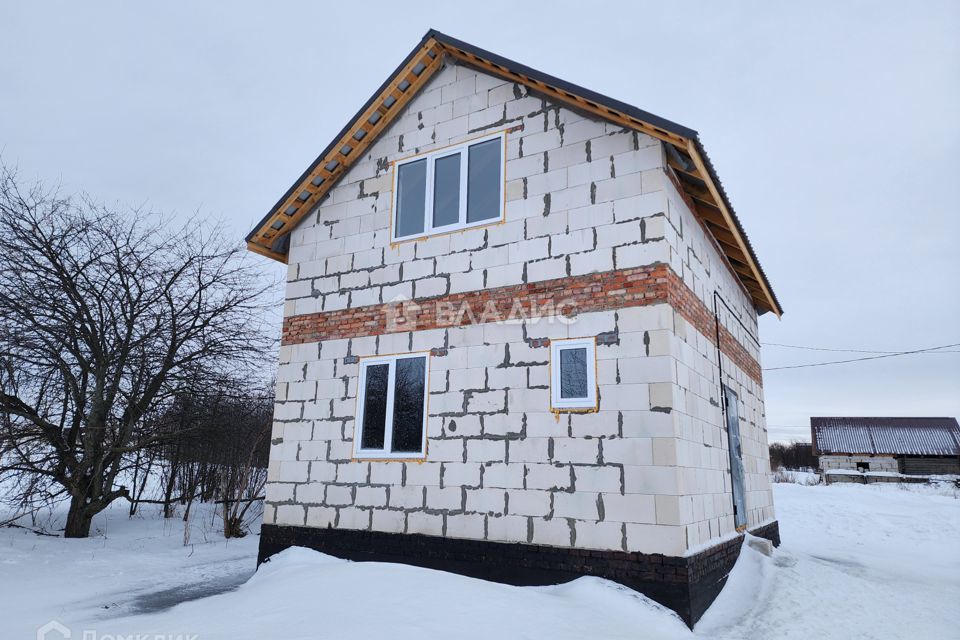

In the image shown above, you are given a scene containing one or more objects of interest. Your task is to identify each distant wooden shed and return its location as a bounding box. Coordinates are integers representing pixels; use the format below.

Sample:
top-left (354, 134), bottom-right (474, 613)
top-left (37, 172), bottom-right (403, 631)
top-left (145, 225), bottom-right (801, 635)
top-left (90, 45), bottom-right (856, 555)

top-left (811, 417), bottom-right (960, 475)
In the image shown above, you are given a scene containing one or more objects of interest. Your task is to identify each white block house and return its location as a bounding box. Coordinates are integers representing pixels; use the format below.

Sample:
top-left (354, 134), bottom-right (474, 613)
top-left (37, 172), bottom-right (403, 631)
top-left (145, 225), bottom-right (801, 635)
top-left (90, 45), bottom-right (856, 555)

top-left (247, 30), bottom-right (783, 626)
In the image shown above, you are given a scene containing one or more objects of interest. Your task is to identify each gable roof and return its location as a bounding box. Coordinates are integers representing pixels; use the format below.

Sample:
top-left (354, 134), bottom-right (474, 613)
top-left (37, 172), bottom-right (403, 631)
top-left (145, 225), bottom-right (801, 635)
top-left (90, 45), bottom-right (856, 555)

top-left (245, 29), bottom-right (783, 316)
top-left (811, 417), bottom-right (960, 456)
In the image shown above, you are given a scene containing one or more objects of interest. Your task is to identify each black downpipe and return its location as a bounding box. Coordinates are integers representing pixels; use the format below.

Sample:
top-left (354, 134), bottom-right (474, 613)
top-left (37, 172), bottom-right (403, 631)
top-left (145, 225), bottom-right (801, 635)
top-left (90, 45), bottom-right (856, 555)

top-left (712, 292), bottom-right (725, 398)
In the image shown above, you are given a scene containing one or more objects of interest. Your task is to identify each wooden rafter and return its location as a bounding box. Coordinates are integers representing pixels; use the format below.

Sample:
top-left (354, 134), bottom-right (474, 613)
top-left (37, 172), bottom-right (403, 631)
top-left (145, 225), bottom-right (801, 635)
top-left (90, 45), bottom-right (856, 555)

top-left (728, 263), bottom-right (765, 294)
top-left (246, 242), bottom-right (290, 263)
top-left (668, 155), bottom-right (779, 313)
top-left (684, 140), bottom-right (781, 316)
top-left (245, 38), bottom-right (446, 261)
top-left (438, 45), bottom-right (691, 150)
top-left (691, 200), bottom-right (726, 227)
top-left (666, 153), bottom-right (703, 183)
top-left (701, 217), bottom-right (746, 255)
top-left (676, 176), bottom-right (720, 209)
top-left (731, 263), bottom-right (763, 285)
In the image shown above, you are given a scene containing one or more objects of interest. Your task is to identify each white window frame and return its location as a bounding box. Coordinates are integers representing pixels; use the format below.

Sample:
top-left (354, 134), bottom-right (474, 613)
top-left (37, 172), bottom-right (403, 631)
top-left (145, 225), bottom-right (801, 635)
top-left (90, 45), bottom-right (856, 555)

top-left (353, 352), bottom-right (430, 460)
top-left (390, 131), bottom-right (506, 243)
top-left (550, 337), bottom-right (598, 411)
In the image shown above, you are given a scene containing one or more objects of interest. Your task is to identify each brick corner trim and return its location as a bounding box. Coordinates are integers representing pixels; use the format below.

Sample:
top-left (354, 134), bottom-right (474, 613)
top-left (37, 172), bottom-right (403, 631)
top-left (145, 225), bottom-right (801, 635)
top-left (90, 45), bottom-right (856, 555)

top-left (282, 264), bottom-right (762, 384)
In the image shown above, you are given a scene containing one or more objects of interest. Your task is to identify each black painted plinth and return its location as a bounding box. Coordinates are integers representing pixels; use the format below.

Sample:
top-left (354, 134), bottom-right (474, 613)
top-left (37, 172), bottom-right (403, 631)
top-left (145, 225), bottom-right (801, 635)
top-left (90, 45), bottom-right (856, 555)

top-left (258, 520), bottom-right (781, 627)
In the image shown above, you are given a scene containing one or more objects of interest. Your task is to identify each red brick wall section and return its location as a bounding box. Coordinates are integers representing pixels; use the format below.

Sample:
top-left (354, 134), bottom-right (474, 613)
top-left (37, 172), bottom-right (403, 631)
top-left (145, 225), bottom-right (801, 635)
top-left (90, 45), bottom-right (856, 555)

top-left (717, 325), bottom-right (762, 385)
top-left (664, 271), bottom-right (763, 384)
top-left (281, 264), bottom-right (763, 384)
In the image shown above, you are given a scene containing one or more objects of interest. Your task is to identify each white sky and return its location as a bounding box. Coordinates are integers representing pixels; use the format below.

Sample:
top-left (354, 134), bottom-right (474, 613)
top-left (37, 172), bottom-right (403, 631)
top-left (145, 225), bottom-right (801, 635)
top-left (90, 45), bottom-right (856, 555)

top-left (2, 1), bottom-right (958, 442)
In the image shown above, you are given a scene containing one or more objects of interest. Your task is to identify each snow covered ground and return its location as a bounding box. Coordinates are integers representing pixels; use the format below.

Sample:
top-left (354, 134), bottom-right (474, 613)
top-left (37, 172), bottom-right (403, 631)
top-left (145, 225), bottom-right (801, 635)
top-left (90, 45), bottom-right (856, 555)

top-left (771, 468), bottom-right (820, 485)
top-left (0, 503), bottom-right (260, 639)
top-left (698, 481), bottom-right (960, 639)
top-left (1, 482), bottom-right (958, 639)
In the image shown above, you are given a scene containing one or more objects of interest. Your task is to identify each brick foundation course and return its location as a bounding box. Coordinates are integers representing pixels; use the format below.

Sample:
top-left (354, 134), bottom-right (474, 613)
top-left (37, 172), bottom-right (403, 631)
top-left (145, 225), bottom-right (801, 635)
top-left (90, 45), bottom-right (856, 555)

top-left (281, 262), bottom-right (762, 384)
top-left (258, 519), bottom-right (780, 628)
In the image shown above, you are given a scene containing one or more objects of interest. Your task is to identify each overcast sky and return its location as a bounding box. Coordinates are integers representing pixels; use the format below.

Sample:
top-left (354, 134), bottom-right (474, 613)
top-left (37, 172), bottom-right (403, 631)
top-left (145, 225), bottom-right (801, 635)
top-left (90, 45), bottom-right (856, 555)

top-left (2, 1), bottom-right (958, 442)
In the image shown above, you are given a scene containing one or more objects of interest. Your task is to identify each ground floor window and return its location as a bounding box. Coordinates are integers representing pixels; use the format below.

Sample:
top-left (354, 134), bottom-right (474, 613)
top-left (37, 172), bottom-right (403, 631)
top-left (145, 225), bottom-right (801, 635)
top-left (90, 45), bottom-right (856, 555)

top-left (354, 353), bottom-right (429, 459)
top-left (550, 337), bottom-right (597, 410)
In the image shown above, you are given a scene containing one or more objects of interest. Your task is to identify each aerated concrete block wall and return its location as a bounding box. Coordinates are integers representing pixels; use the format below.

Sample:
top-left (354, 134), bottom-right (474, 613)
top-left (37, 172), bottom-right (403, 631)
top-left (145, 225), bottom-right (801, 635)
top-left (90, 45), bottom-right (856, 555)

top-left (268, 307), bottom-right (700, 556)
top-left (819, 455), bottom-right (898, 473)
top-left (264, 59), bottom-right (772, 555)
top-left (281, 62), bottom-right (668, 317)
top-left (655, 175), bottom-right (775, 545)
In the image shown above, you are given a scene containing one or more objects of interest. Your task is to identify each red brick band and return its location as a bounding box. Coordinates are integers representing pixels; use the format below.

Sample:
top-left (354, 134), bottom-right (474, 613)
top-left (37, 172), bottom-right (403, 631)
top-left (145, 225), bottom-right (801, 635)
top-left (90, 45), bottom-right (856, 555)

top-left (282, 264), bottom-right (762, 384)
top-left (665, 270), bottom-right (763, 384)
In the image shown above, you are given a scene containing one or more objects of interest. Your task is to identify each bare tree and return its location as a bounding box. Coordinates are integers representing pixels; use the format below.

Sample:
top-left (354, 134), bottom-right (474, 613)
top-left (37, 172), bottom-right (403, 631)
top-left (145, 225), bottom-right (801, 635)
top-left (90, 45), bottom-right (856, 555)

top-left (769, 441), bottom-right (818, 471)
top-left (122, 382), bottom-right (272, 538)
top-left (156, 389), bottom-right (202, 519)
top-left (213, 388), bottom-right (271, 538)
top-left (0, 167), bottom-right (274, 537)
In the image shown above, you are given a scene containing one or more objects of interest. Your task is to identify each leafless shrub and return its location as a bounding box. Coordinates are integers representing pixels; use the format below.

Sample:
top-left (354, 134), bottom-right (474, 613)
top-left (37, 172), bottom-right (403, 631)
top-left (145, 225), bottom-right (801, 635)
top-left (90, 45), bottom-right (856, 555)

top-left (0, 166), bottom-right (275, 537)
top-left (123, 380), bottom-right (273, 538)
top-left (769, 441), bottom-right (818, 471)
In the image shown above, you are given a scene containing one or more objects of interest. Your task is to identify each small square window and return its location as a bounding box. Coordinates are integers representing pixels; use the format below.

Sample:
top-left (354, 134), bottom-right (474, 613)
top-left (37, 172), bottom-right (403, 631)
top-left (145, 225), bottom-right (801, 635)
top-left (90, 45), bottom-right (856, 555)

top-left (354, 354), bottom-right (430, 459)
top-left (551, 338), bottom-right (597, 410)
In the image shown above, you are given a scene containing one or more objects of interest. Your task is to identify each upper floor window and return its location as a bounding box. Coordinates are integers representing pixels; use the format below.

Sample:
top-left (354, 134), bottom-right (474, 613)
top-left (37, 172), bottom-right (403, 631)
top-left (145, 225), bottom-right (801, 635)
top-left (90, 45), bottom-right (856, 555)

top-left (392, 132), bottom-right (505, 242)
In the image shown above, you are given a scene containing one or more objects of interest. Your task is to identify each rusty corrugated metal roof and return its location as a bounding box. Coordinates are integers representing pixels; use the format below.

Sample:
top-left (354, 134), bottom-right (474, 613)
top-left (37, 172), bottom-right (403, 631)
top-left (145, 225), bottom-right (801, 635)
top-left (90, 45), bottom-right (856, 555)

top-left (811, 417), bottom-right (960, 456)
